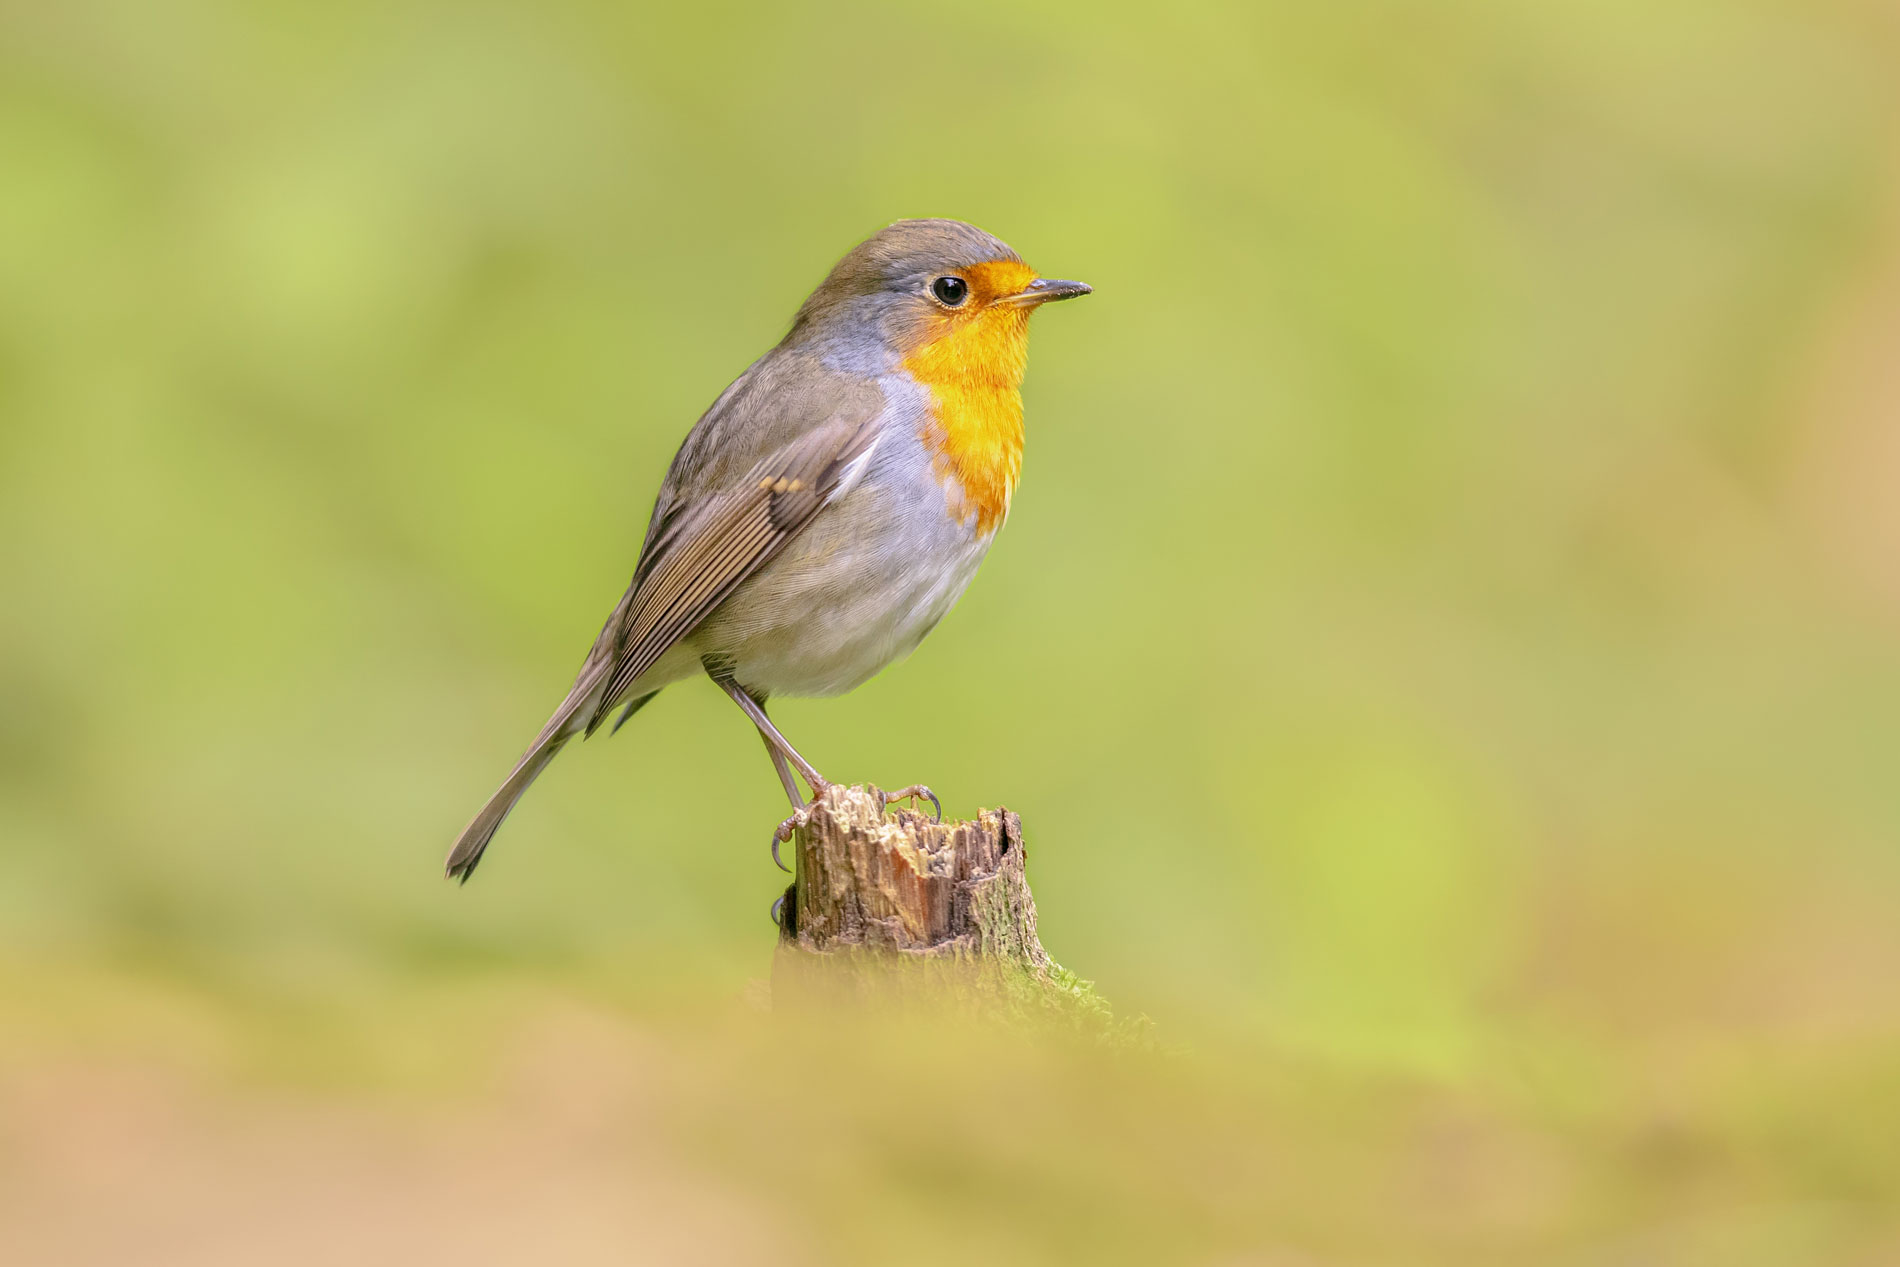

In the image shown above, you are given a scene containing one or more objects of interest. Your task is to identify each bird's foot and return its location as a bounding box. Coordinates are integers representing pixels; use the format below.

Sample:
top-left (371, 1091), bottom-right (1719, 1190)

top-left (766, 771), bottom-right (836, 872)
top-left (769, 803), bottom-right (811, 873)
top-left (879, 783), bottom-right (942, 823)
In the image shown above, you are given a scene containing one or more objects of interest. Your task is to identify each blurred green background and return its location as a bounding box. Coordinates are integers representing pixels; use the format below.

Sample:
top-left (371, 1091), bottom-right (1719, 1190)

top-left (4, 0), bottom-right (1900, 1262)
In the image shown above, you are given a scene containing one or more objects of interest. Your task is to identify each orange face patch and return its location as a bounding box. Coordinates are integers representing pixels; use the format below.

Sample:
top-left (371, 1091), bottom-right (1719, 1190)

top-left (901, 260), bottom-right (1042, 534)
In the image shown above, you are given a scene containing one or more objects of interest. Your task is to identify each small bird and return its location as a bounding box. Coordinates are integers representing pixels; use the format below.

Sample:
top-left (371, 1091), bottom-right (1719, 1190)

top-left (445, 219), bottom-right (1089, 881)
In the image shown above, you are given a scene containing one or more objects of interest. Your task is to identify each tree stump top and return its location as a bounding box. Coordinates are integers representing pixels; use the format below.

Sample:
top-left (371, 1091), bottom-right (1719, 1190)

top-left (773, 785), bottom-right (1114, 1028)
top-left (781, 785), bottom-right (1045, 964)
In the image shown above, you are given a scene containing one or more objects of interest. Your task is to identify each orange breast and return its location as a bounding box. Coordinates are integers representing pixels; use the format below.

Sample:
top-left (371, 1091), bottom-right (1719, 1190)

top-left (901, 260), bottom-right (1036, 535)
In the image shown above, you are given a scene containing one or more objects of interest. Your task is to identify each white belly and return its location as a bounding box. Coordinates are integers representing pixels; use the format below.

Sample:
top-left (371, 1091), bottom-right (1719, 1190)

top-left (688, 413), bottom-right (998, 698)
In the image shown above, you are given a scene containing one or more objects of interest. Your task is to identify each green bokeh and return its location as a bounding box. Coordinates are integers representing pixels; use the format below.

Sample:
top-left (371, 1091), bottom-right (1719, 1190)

top-left (4, 0), bottom-right (1899, 1259)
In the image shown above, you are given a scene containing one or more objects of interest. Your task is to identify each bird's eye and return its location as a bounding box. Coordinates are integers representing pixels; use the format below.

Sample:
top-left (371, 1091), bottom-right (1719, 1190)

top-left (930, 275), bottom-right (969, 307)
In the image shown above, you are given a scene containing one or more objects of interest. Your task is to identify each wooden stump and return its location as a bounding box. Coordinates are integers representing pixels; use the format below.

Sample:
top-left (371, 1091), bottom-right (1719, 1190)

top-left (773, 784), bottom-right (1107, 1023)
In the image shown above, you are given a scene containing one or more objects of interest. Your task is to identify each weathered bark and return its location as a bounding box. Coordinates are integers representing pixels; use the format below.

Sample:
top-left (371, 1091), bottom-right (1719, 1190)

top-left (772, 784), bottom-right (1108, 1024)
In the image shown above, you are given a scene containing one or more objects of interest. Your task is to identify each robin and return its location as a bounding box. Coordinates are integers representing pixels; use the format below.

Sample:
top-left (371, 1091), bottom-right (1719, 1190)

top-left (445, 219), bottom-right (1090, 882)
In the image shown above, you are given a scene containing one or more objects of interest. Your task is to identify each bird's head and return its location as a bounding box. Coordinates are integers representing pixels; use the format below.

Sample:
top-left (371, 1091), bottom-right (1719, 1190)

top-left (789, 219), bottom-right (1090, 381)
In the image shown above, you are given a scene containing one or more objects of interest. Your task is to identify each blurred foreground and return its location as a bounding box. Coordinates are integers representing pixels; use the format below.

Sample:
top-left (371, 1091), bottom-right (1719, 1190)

top-left (7, 965), bottom-right (1899, 1266)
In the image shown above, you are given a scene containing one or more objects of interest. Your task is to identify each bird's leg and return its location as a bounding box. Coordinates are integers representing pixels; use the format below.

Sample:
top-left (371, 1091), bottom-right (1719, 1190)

top-left (708, 668), bottom-right (832, 873)
top-left (711, 674), bottom-right (830, 793)
top-left (705, 665), bottom-right (940, 869)
top-left (758, 729), bottom-right (802, 810)
top-left (755, 725), bottom-right (805, 874)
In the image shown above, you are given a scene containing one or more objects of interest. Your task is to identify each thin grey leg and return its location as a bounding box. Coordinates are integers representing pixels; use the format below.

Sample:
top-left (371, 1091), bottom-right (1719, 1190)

top-left (759, 727), bottom-right (802, 810)
top-left (712, 674), bottom-right (829, 791)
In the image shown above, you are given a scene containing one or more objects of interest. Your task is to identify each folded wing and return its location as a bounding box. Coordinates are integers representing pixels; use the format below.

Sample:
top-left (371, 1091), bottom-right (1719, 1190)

top-left (582, 414), bottom-right (881, 733)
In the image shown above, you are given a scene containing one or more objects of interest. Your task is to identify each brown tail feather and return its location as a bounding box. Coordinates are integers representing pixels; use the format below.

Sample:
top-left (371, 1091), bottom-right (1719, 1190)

top-left (446, 657), bottom-right (626, 883)
top-left (444, 731), bottom-right (566, 883)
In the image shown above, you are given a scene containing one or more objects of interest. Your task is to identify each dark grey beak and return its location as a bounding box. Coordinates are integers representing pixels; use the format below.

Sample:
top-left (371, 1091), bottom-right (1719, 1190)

top-left (1005, 278), bottom-right (1093, 308)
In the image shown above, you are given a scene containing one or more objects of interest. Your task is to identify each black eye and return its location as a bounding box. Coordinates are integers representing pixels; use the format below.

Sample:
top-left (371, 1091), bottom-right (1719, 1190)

top-left (930, 275), bottom-right (968, 306)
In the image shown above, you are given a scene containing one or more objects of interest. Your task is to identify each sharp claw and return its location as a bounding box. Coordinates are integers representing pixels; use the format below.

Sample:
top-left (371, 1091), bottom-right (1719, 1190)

top-left (770, 895), bottom-right (785, 927)
top-left (770, 807), bottom-right (807, 873)
top-left (884, 784), bottom-right (941, 823)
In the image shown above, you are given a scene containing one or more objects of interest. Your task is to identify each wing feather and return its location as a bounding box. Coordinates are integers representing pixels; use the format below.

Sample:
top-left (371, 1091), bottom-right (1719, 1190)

top-left (579, 417), bottom-right (879, 734)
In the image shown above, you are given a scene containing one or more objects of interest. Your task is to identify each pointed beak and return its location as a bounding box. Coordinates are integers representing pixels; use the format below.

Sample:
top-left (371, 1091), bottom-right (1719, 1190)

top-left (1002, 277), bottom-right (1093, 308)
